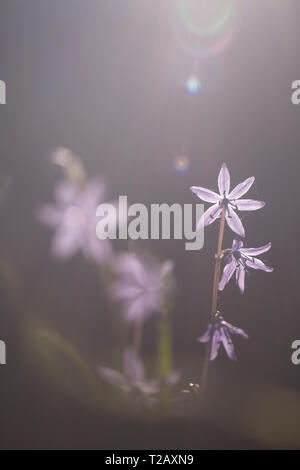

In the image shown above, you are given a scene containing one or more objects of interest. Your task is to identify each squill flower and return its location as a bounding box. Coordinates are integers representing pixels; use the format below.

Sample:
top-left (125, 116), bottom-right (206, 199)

top-left (112, 253), bottom-right (174, 322)
top-left (190, 163), bottom-right (265, 237)
top-left (98, 348), bottom-right (160, 404)
top-left (37, 178), bottom-right (113, 262)
top-left (198, 314), bottom-right (249, 361)
top-left (219, 239), bottom-right (273, 294)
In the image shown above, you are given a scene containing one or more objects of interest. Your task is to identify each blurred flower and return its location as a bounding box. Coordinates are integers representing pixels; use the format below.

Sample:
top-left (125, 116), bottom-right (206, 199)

top-left (37, 178), bottom-right (113, 262)
top-left (219, 239), bottom-right (273, 294)
top-left (190, 163), bottom-right (265, 237)
top-left (198, 314), bottom-right (248, 361)
top-left (98, 348), bottom-right (160, 404)
top-left (112, 253), bottom-right (175, 323)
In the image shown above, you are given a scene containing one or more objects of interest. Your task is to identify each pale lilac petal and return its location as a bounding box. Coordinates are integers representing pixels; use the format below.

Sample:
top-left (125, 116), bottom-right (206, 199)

top-left (226, 206), bottom-right (245, 237)
top-left (113, 284), bottom-right (144, 301)
top-left (234, 199), bottom-right (265, 211)
top-left (197, 325), bottom-right (212, 343)
top-left (220, 328), bottom-right (236, 360)
top-left (36, 204), bottom-right (63, 227)
top-left (98, 367), bottom-right (129, 390)
top-left (159, 260), bottom-right (174, 279)
top-left (218, 259), bottom-right (236, 291)
top-left (51, 228), bottom-right (79, 258)
top-left (140, 379), bottom-right (160, 395)
top-left (190, 186), bottom-right (221, 203)
top-left (240, 242), bottom-right (271, 257)
top-left (228, 176), bottom-right (255, 200)
top-left (125, 296), bottom-right (149, 322)
top-left (81, 178), bottom-right (106, 209)
top-left (54, 180), bottom-right (77, 204)
top-left (197, 203), bottom-right (221, 230)
top-left (115, 254), bottom-right (147, 285)
top-left (218, 163), bottom-right (230, 196)
top-left (124, 349), bottom-right (145, 382)
top-left (236, 264), bottom-right (245, 294)
top-left (245, 258), bottom-right (273, 272)
top-left (232, 238), bottom-right (244, 251)
top-left (210, 330), bottom-right (221, 361)
top-left (230, 326), bottom-right (249, 339)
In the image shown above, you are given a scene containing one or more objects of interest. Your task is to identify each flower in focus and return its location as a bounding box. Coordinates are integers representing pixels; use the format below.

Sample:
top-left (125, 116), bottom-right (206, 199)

top-left (198, 314), bottom-right (249, 361)
top-left (37, 178), bottom-right (113, 262)
top-left (190, 163), bottom-right (265, 237)
top-left (98, 348), bottom-right (160, 404)
top-left (219, 238), bottom-right (273, 294)
top-left (112, 253), bottom-right (175, 323)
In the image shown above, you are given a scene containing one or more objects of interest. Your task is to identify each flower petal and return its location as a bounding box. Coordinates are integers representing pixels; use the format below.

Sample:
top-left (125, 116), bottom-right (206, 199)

top-left (159, 260), bottom-right (174, 279)
top-left (113, 283), bottom-right (144, 301)
top-left (231, 326), bottom-right (249, 339)
top-left (232, 238), bottom-right (244, 251)
top-left (240, 242), bottom-right (271, 257)
top-left (125, 295), bottom-right (151, 322)
top-left (190, 186), bottom-right (221, 203)
top-left (220, 328), bottom-right (236, 361)
top-left (51, 227), bottom-right (79, 258)
top-left (98, 367), bottom-right (129, 390)
top-left (210, 330), bottom-right (221, 361)
top-left (54, 180), bottom-right (77, 204)
top-left (218, 259), bottom-right (236, 291)
top-left (234, 199), bottom-right (265, 211)
top-left (197, 325), bottom-right (212, 343)
top-left (245, 258), bottom-right (273, 272)
top-left (218, 163), bottom-right (230, 196)
top-left (228, 176), bottom-right (255, 200)
top-left (226, 206), bottom-right (245, 237)
top-left (197, 203), bottom-right (221, 230)
top-left (236, 264), bottom-right (245, 294)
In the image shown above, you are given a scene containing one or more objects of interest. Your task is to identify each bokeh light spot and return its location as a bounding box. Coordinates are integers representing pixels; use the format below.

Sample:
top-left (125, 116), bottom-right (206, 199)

top-left (174, 155), bottom-right (190, 174)
top-left (185, 76), bottom-right (201, 94)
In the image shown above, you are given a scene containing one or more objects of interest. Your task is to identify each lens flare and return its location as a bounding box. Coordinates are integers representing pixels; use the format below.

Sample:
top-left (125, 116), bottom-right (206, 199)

top-left (185, 76), bottom-right (201, 94)
top-left (178, 24), bottom-right (237, 59)
top-left (175, 0), bottom-right (238, 59)
top-left (177, 0), bottom-right (236, 37)
top-left (174, 155), bottom-right (190, 173)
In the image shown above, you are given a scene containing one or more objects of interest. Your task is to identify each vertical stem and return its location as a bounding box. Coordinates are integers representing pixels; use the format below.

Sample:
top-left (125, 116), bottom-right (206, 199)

top-left (157, 311), bottom-right (172, 406)
top-left (211, 206), bottom-right (226, 318)
top-left (201, 206), bottom-right (226, 396)
top-left (133, 318), bottom-right (143, 354)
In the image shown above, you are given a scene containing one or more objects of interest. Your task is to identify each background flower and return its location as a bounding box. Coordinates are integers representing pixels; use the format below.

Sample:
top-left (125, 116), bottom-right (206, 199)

top-left (111, 253), bottom-right (175, 323)
top-left (37, 178), bottom-right (114, 263)
top-left (98, 348), bottom-right (160, 404)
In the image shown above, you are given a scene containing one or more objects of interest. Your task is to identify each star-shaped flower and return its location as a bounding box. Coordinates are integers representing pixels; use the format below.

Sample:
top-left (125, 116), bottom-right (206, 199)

top-left (190, 163), bottom-right (265, 237)
top-left (37, 178), bottom-right (114, 262)
top-left (219, 238), bottom-right (273, 294)
top-left (98, 348), bottom-right (160, 405)
top-left (198, 314), bottom-right (249, 361)
top-left (112, 253), bottom-right (174, 323)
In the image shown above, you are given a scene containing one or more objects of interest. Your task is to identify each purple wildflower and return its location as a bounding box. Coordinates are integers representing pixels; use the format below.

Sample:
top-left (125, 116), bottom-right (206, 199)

top-left (198, 314), bottom-right (249, 361)
top-left (190, 163), bottom-right (265, 237)
top-left (37, 178), bottom-right (113, 262)
top-left (219, 239), bottom-right (273, 294)
top-left (112, 253), bottom-right (174, 323)
top-left (98, 348), bottom-right (160, 403)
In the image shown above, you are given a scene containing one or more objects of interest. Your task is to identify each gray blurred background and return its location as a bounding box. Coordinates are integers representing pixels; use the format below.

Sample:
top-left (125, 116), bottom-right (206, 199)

top-left (0, 0), bottom-right (299, 449)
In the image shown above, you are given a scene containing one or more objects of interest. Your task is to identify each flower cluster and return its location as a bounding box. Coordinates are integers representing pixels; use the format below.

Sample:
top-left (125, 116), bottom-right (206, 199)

top-left (191, 163), bottom-right (273, 361)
